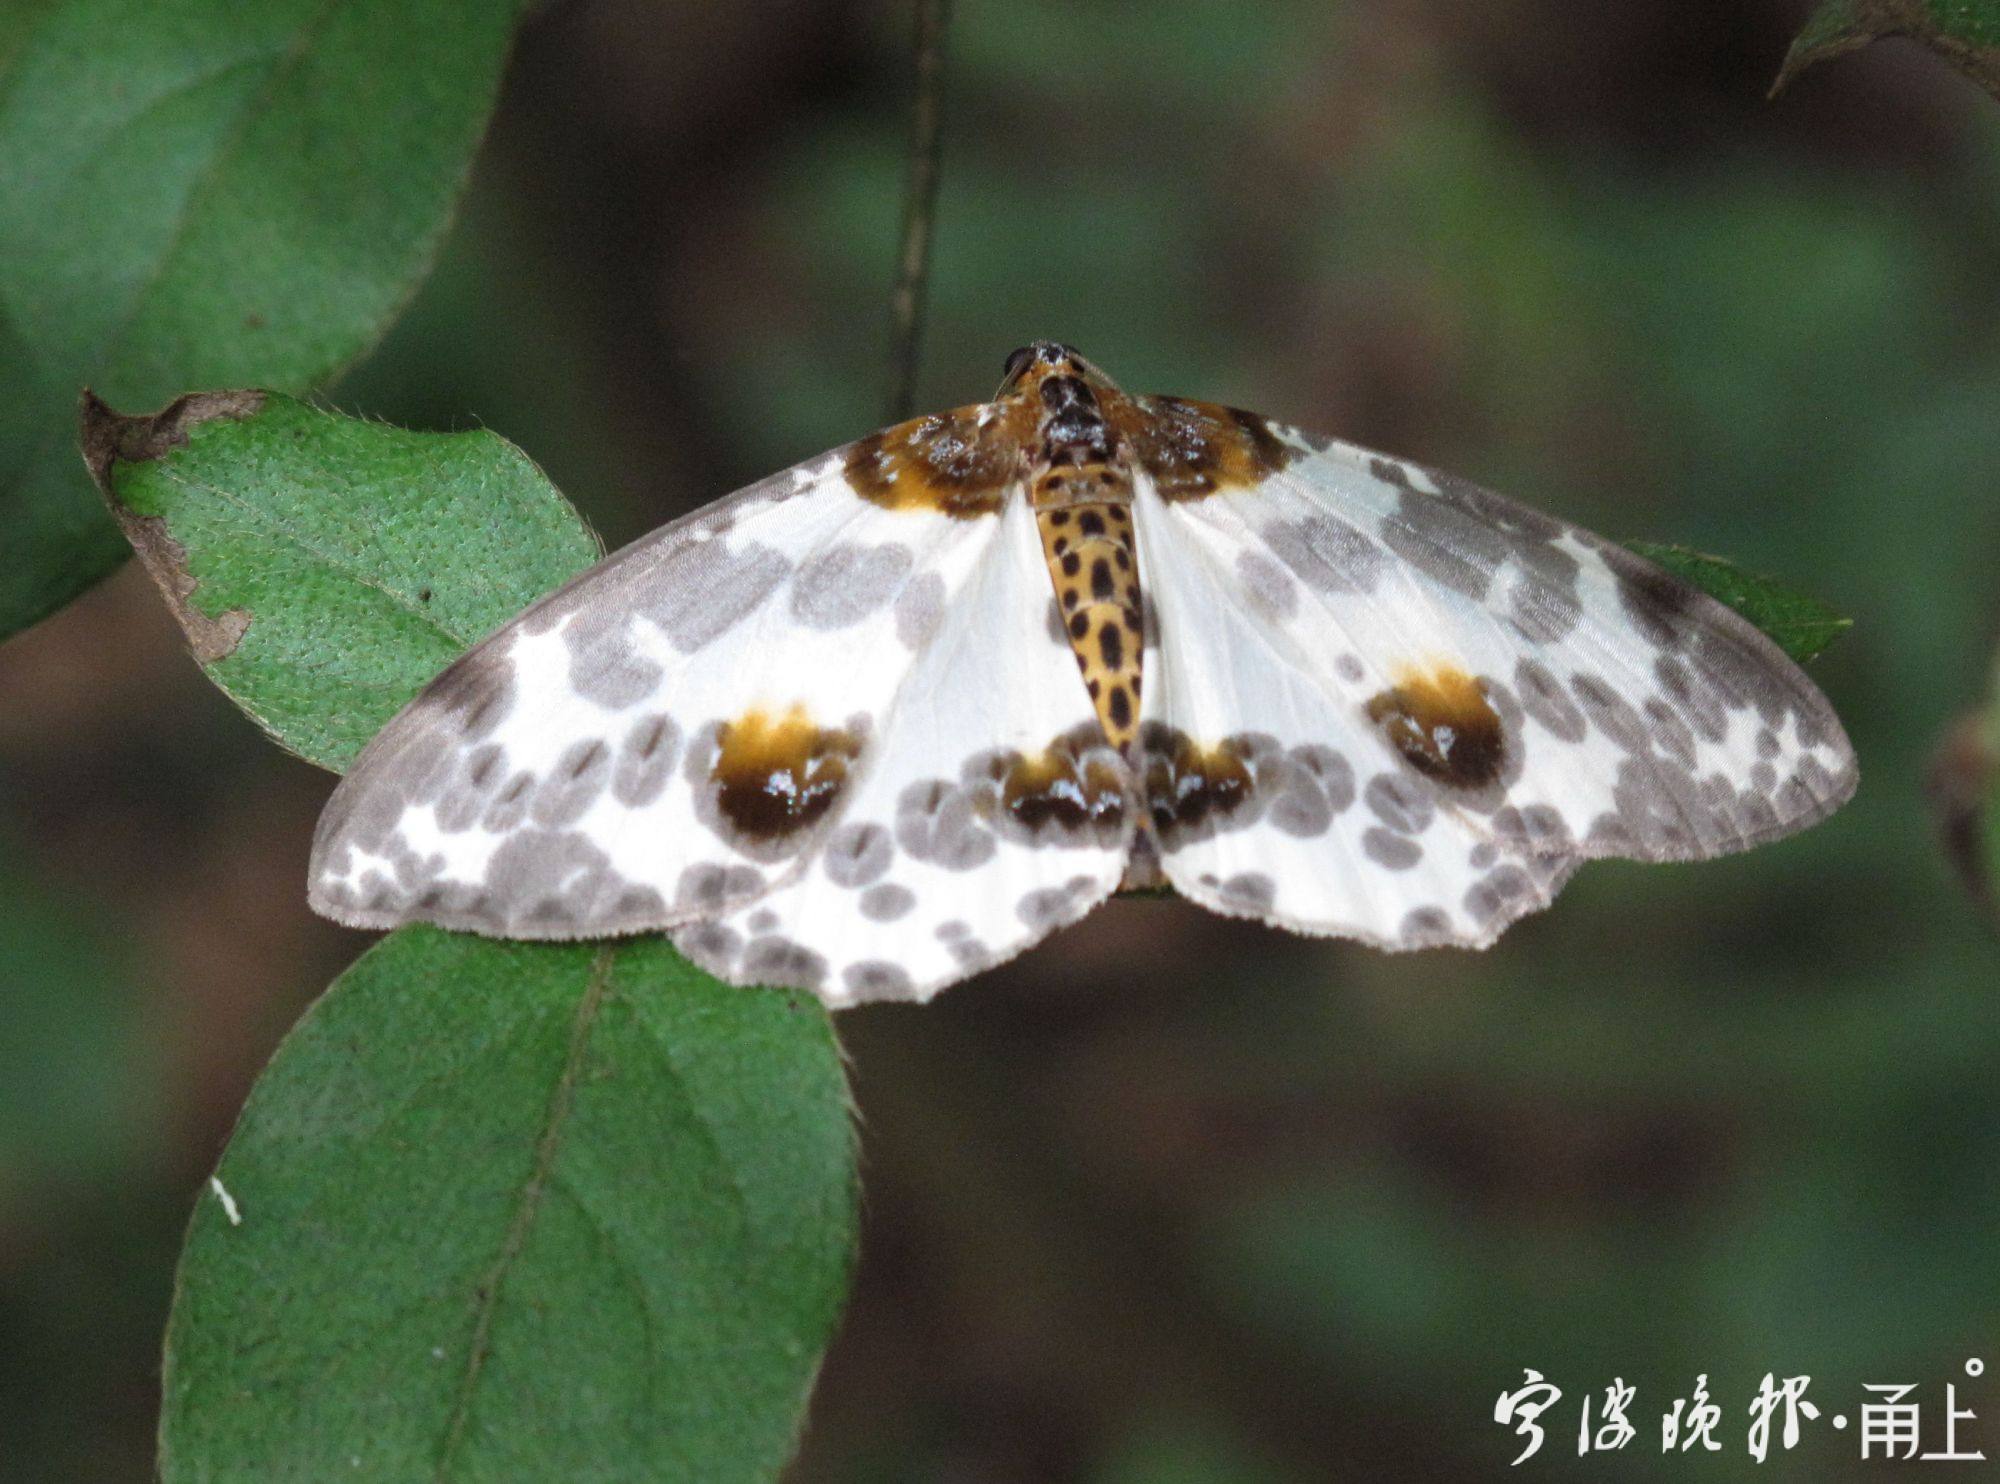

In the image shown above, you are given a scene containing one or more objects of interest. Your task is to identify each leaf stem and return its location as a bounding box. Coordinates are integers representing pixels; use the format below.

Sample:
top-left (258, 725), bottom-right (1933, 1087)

top-left (885, 0), bottom-right (952, 423)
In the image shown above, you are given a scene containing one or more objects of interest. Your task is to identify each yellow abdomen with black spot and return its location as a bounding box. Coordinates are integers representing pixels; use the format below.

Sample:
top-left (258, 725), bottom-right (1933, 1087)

top-left (1034, 481), bottom-right (1143, 753)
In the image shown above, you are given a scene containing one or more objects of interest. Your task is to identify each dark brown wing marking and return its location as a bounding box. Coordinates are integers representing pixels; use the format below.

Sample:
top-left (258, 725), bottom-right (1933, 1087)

top-left (710, 706), bottom-right (863, 838)
top-left (1113, 396), bottom-right (1297, 503)
top-left (1364, 664), bottom-right (1507, 790)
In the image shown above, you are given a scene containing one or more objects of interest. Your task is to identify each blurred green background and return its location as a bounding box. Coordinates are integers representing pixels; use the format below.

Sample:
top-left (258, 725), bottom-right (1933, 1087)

top-left (4, 1), bottom-right (1999, 1478)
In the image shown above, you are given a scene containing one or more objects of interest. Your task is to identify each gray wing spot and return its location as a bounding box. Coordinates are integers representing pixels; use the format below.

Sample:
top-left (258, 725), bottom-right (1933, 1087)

top-left (791, 542), bottom-right (916, 630)
top-left (1654, 654), bottom-right (1728, 744)
top-left (412, 647), bottom-right (518, 742)
top-left (675, 861), bottom-right (766, 913)
top-left (318, 654), bottom-right (517, 864)
top-left (1235, 549), bottom-right (1298, 621)
top-left (531, 738), bottom-right (612, 828)
top-left (823, 822), bottom-right (894, 888)
top-left (1217, 872), bottom-right (1276, 913)
top-left (1279, 745), bottom-right (1355, 833)
top-left (1363, 828), bottom-right (1422, 869)
top-left (1376, 459), bottom-right (1581, 613)
top-left (643, 539), bottom-right (793, 653)
top-left (481, 771), bottom-right (536, 833)
top-left (1262, 513), bottom-right (1386, 595)
top-left (1515, 658), bottom-right (1587, 743)
top-left (675, 921), bottom-right (743, 978)
top-left (1492, 804), bottom-right (1572, 854)
top-left (1643, 698), bottom-right (1697, 770)
top-left (1505, 569), bottom-right (1581, 644)
top-left (1465, 864), bottom-right (1537, 926)
top-left (485, 830), bottom-right (665, 929)
top-left (562, 599), bottom-right (663, 709)
top-left (554, 536), bottom-right (794, 703)
top-left (894, 571), bottom-right (947, 651)
top-left (1365, 773), bottom-right (1434, 835)
top-left (1015, 874), bottom-right (1098, 930)
top-left (895, 779), bottom-right (998, 870)
top-left (1599, 541), bottom-right (1695, 650)
top-left (1571, 673), bottom-right (1650, 755)
top-left (861, 883), bottom-right (916, 922)
top-left (1378, 487), bottom-right (1507, 602)
top-left (1399, 906), bottom-right (1455, 947)
top-left (436, 743), bottom-right (506, 833)
top-left (612, 714), bottom-right (681, 806)
top-left (845, 960), bottom-right (914, 999)
top-left (739, 935), bottom-right (828, 992)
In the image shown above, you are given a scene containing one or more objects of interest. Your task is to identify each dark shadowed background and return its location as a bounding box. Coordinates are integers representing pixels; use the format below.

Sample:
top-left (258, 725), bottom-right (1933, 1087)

top-left (4, 1), bottom-right (1999, 1478)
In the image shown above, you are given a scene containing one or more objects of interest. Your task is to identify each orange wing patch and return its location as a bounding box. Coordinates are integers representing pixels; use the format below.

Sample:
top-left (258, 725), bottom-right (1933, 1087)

top-left (1365, 664), bottom-right (1506, 789)
top-left (845, 403), bottom-right (1030, 517)
top-left (711, 706), bottom-right (863, 839)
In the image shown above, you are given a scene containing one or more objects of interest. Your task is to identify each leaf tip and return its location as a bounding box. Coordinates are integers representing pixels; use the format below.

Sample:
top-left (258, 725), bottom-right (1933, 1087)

top-left (78, 387), bottom-right (268, 503)
top-left (1769, 1), bottom-right (1872, 96)
top-left (1771, 0), bottom-right (2000, 102)
top-left (79, 389), bottom-right (265, 664)
top-left (1770, 28), bottom-right (1869, 97)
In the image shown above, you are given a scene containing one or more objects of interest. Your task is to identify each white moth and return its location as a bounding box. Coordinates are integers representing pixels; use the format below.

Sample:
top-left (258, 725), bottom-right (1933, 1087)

top-left (309, 343), bottom-right (1856, 1006)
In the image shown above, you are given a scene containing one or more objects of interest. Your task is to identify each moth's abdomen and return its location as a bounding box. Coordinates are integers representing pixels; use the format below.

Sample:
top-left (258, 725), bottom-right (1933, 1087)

top-left (1036, 498), bottom-right (1144, 752)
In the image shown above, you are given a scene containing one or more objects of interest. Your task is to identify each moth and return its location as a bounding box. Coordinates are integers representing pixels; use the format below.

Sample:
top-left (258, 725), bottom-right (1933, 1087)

top-left (310, 342), bottom-right (1856, 1005)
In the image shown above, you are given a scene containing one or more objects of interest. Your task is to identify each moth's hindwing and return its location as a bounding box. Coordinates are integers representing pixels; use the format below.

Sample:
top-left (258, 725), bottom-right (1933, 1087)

top-left (1130, 427), bottom-right (1856, 949)
top-left (671, 493), bottom-right (1135, 1005)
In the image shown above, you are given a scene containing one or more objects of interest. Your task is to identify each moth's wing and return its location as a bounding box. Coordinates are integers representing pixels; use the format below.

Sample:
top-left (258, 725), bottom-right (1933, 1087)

top-left (309, 440), bottom-right (1009, 944)
top-left (1132, 428), bottom-right (1856, 948)
top-left (673, 491), bottom-right (1136, 1005)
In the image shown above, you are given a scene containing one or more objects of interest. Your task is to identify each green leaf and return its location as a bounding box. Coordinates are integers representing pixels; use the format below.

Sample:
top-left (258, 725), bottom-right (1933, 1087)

top-left (1622, 540), bottom-right (1853, 663)
top-left (1773, 0), bottom-right (2000, 102)
top-left (0, 0), bottom-right (525, 640)
top-left (159, 928), bottom-right (857, 1483)
top-left (81, 390), bottom-right (600, 773)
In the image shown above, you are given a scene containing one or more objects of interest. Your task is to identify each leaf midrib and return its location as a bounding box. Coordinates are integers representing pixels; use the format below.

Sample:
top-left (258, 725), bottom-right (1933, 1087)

top-left (0, 0), bottom-right (351, 515)
top-left (434, 945), bottom-right (616, 1480)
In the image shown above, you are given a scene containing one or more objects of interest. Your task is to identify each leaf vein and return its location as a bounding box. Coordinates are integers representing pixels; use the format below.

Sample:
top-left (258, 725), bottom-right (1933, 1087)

top-left (157, 464), bottom-right (477, 651)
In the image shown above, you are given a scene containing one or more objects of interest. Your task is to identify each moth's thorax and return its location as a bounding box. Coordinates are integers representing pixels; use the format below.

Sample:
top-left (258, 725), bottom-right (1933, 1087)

top-left (846, 341), bottom-right (1296, 525)
top-left (1027, 372), bottom-right (1132, 504)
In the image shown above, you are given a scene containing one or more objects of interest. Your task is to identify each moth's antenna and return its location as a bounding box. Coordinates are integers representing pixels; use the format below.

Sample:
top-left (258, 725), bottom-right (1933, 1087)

top-left (885, 0), bottom-right (951, 424)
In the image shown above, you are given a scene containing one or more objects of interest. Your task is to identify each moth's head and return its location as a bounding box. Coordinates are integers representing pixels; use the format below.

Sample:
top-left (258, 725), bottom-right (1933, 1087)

top-left (996, 341), bottom-right (1119, 400)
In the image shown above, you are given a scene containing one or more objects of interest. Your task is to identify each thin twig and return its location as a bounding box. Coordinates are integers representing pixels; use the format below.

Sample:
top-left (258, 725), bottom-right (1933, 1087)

top-left (885, 0), bottom-right (952, 423)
